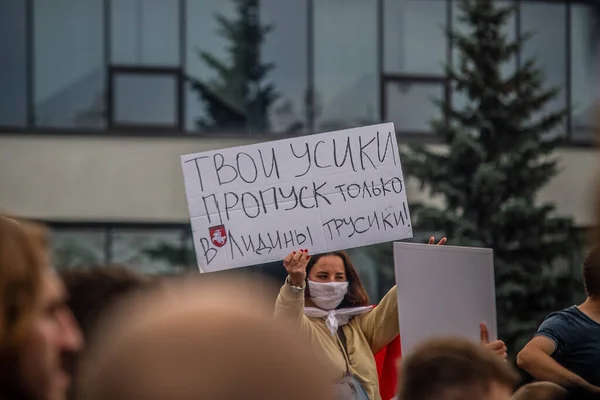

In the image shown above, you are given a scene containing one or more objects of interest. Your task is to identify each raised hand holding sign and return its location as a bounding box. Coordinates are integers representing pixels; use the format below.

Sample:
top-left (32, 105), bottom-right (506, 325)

top-left (480, 322), bottom-right (507, 361)
top-left (428, 236), bottom-right (447, 246)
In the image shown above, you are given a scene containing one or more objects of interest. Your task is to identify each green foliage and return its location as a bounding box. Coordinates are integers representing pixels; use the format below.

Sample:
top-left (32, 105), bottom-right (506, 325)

top-left (381, 0), bottom-right (582, 356)
top-left (189, 0), bottom-right (279, 132)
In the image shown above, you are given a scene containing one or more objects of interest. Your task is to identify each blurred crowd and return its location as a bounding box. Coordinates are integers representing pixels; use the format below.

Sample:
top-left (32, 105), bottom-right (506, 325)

top-left (0, 213), bottom-right (599, 400)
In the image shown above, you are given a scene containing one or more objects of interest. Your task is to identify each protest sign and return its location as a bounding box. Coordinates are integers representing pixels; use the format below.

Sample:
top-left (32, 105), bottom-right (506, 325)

top-left (393, 242), bottom-right (497, 355)
top-left (181, 122), bottom-right (412, 272)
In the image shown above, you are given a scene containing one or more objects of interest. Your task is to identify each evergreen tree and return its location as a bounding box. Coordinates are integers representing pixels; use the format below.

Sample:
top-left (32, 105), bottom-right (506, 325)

top-left (390, 0), bottom-right (580, 355)
top-left (190, 0), bottom-right (279, 132)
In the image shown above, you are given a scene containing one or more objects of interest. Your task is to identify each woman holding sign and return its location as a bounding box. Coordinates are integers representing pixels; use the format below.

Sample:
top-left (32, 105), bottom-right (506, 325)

top-left (274, 237), bottom-right (446, 400)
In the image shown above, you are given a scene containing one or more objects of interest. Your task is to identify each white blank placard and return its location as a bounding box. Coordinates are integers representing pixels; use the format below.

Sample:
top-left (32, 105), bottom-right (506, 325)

top-left (394, 242), bottom-right (497, 355)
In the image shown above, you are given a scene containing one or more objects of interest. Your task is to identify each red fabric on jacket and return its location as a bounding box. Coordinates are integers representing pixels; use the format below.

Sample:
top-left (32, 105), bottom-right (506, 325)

top-left (372, 303), bottom-right (401, 400)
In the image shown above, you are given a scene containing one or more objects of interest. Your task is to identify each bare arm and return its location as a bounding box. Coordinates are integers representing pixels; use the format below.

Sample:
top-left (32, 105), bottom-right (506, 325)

top-left (517, 336), bottom-right (599, 392)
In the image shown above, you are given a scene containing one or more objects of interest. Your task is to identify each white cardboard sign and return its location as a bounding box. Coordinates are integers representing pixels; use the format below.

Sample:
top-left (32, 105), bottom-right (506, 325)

top-left (181, 122), bottom-right (413, 272)
top-left (394, 242), bottom-right (497, 355)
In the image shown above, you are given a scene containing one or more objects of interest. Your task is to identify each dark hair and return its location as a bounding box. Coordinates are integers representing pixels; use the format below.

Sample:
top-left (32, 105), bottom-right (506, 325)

top-left (60, 265), bottom-right (152, 338)
top-left (582, 245), bottom-right (600, 298)
top-left (511, 382), bottom-right (568, 400)
top-left (0, 215), bottom-right (49, 398)
top-left (305, 251), bottom-right (369, 308)
top-left (0, 215), bottom-right (48, 349)
top-left (61, 265), bottom-right (154, 400)
top-left (398, 337), bottom-right (519, 400)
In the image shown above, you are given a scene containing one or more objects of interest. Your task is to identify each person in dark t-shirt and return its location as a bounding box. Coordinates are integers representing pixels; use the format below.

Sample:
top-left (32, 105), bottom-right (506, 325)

top-left (517, 245), bottom-right (600, 396)
top-left (536, 306), bottom-right (600, 382)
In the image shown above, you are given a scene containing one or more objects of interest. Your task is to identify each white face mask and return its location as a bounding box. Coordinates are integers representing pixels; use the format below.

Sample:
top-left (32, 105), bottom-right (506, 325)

top-left (307, 281), bottom-right (349, 310)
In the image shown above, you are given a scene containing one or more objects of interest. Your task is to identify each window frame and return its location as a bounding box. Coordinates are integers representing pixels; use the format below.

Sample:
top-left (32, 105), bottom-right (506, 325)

top-left (46, 221), bottom-right (191, 272)
top-left (107, 65), bottom-right (184, 133)
top-left (0, 0), bottom-right (596, 146)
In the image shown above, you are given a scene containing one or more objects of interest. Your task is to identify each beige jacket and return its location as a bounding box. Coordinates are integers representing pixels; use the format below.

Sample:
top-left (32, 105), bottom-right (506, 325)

top-left (274, 279), bottom-right (399, 400)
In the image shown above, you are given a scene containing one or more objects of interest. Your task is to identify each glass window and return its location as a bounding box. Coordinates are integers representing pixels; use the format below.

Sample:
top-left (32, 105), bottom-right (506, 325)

top-left (520, 2), bottom-right (568, 138)
top-left (261, 0), bottom-right (309, 134)
top-left (51, 229), bottom-right (108, 270)
top-left (110, 0), bottom-right (180, 66)
top-left (570, 4), bottom-right (600, 143)
top-left (452, 1), bottom-right (516, 112)
top-left (0, 0), bottom-right (28, 127)
top-left (185, 0), bottom-right (308, 134)
top-left (384, 0), bottom-right (447, 76)
top-left (112, 72), bottom-right (179, 126)
top-left (33, 0), bottom-right (105, 129)
top-left (313, 0), bottom-right (379, 132)
top-left (385, 81), bottom-right (443, 132)
top-left (110, 229), bottom-right (190, 274)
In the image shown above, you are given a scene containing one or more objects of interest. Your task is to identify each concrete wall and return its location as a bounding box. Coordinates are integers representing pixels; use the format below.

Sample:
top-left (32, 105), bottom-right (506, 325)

top-left (0, 134), bottom-right (597, 225)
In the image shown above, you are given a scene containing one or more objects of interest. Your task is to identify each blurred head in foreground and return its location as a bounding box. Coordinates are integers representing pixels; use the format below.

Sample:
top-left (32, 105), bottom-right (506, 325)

top-left (511, 382), bottom-right (568, 400)
top-left (60, 265), bottom-right (153, 400)
top-left (77, 275), bottom-right (335, 400)
top-left (398, 337), bottom-right (518, 400)
top-left (0, 215), bottom-right (82, 400)
top-left (60, 265), bottom-right (152, 340)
